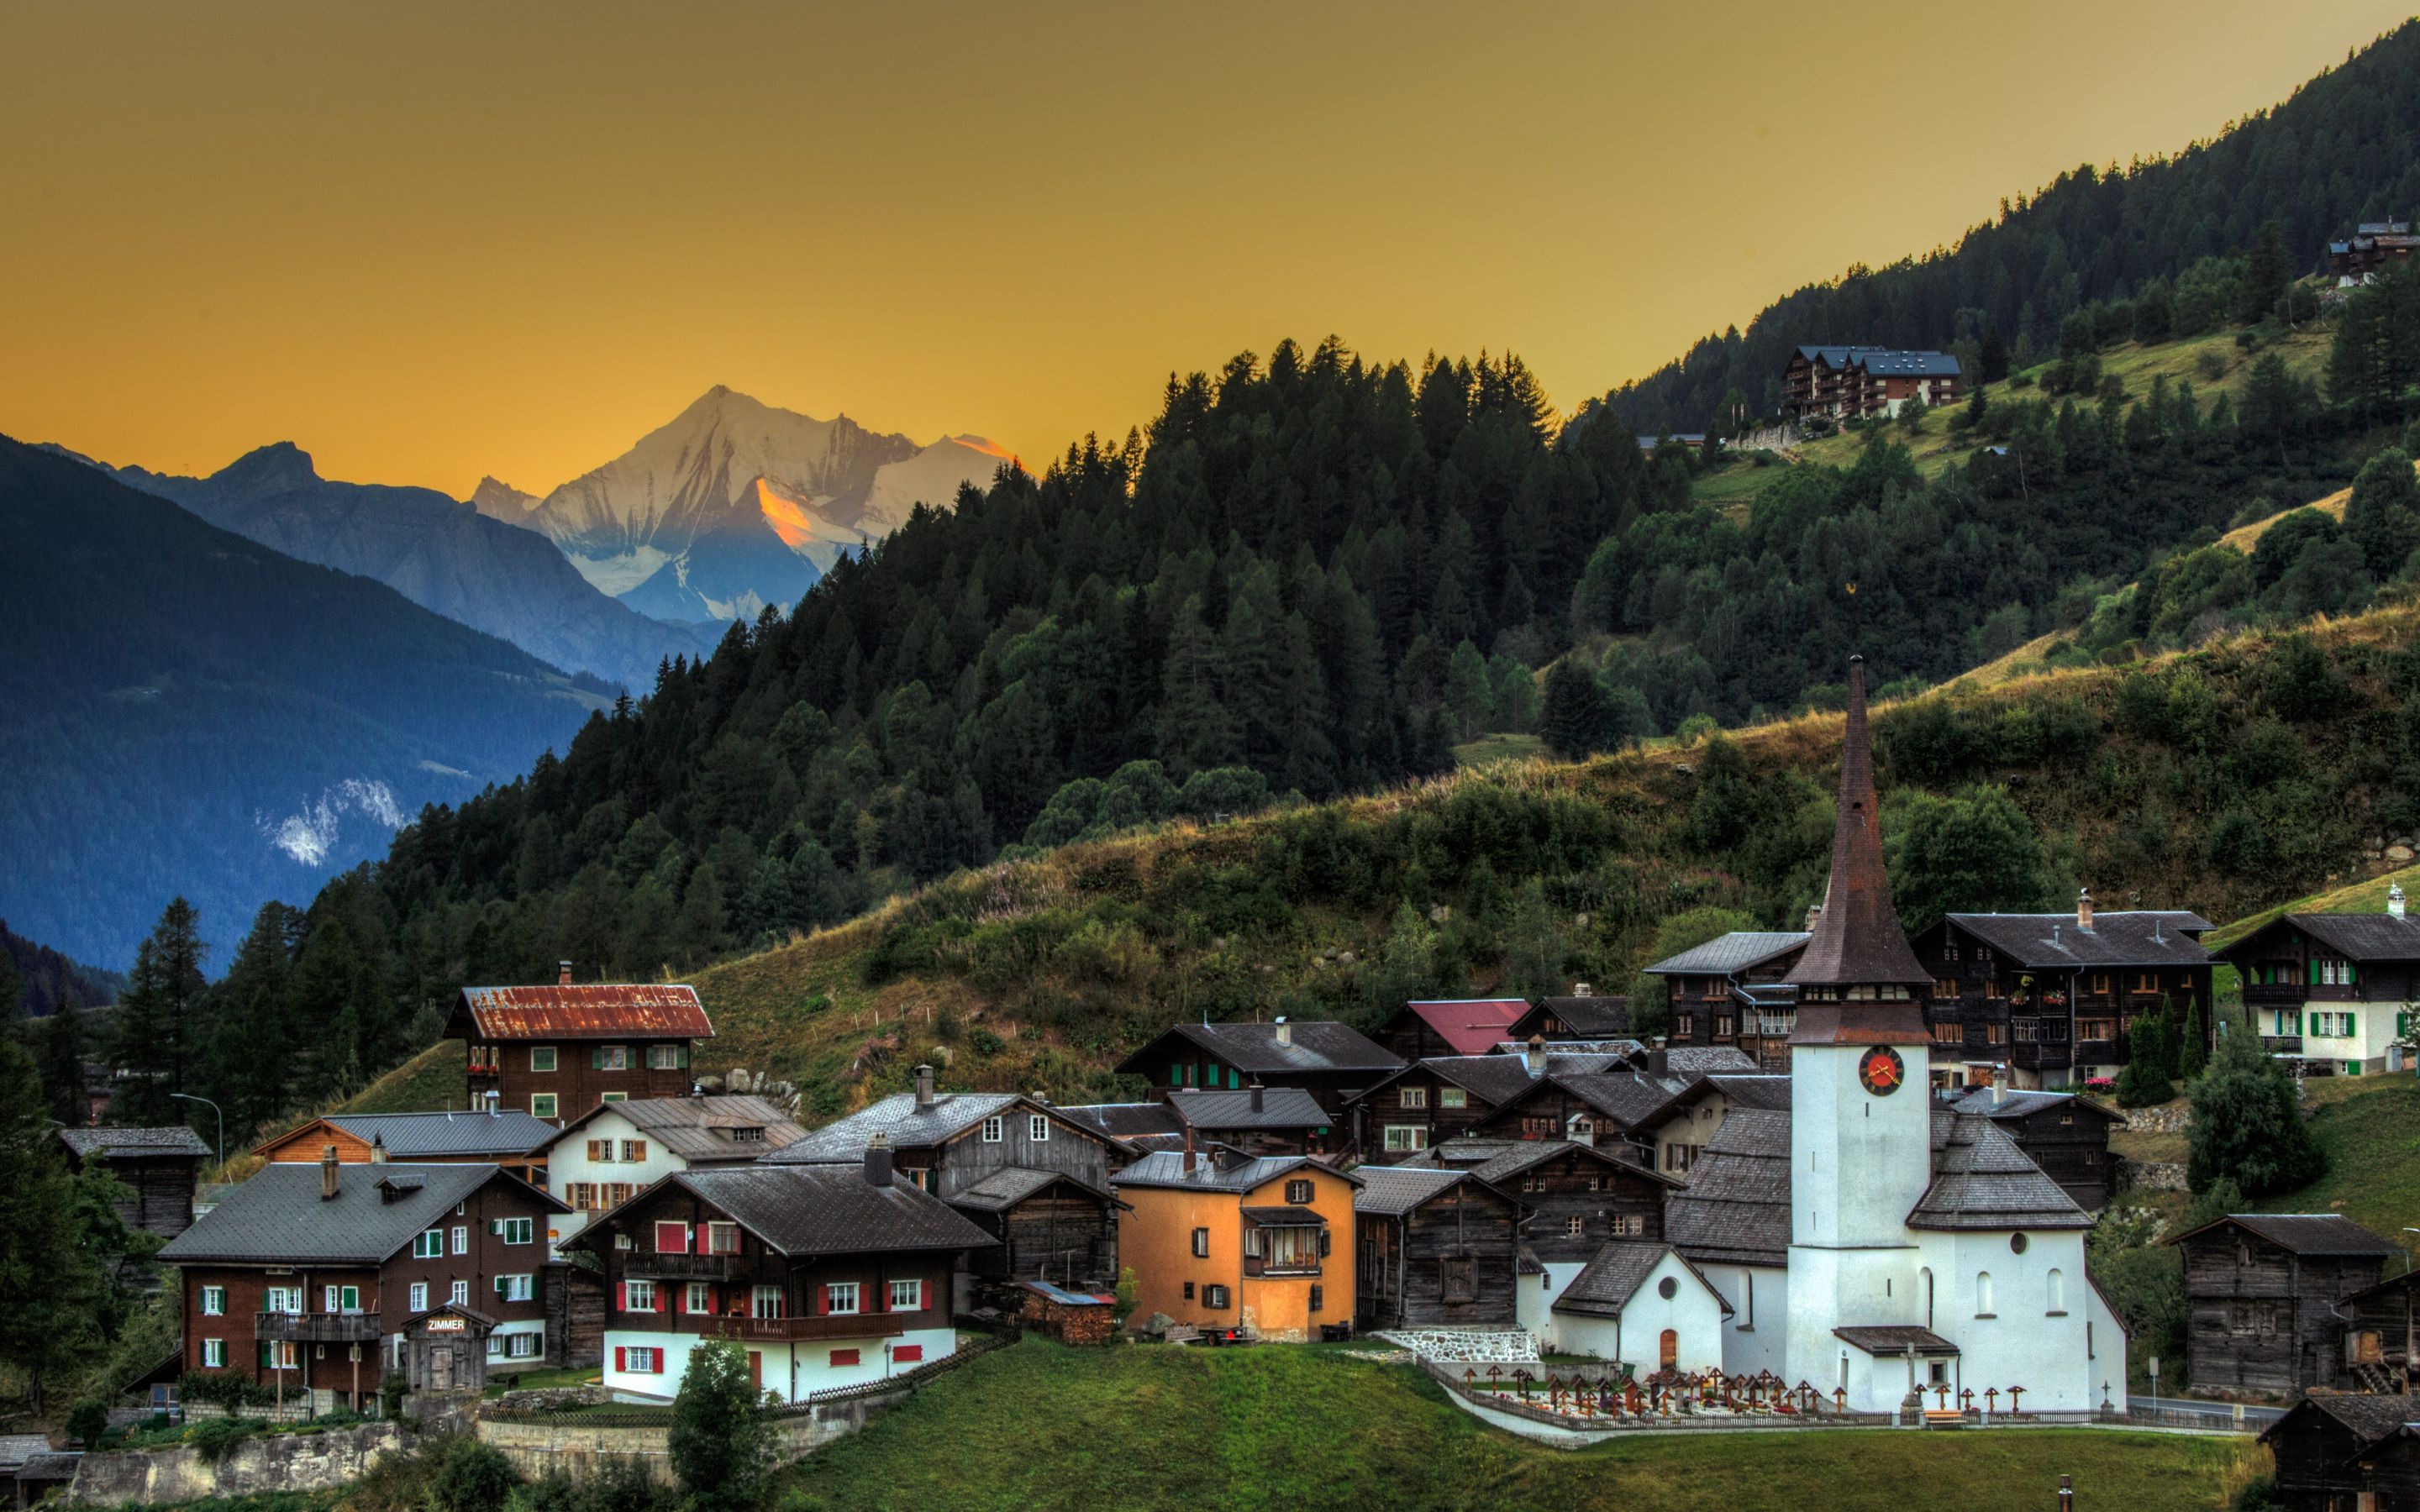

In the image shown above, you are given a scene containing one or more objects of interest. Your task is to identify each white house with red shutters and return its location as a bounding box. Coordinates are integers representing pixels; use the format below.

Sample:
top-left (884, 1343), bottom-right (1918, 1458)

top-left (563, 1143), bottom-right (997, 1400)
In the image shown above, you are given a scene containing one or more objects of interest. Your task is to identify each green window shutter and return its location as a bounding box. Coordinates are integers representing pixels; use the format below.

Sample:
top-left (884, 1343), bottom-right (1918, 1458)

top-left (2347, 1013), bottom-right (2357, 1037)
top-left (1170, 1063), bottom-right (1182, 1087)
top-left (2349, 963), bottom-right (2360, 985)
top-left (677, 1045), bottom-right (690, 1068)
top-left (592, 1047), bottom-right (607, 1070)
top-left (2310, 961), bottom-right (2321, 987)
top-left (1230, 1067), bottom-right (1242, 1089)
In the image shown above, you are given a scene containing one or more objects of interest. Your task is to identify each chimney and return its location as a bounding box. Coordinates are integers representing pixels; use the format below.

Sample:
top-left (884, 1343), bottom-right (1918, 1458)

top-left (1804, 904), bottom-right (1823, 932)
top-left (1572, 982), bottom-right (1593, 998)
top-left (1524, 1034), bottom-right (1548, 1079)
top-left (370, 1135), bottom-right (388, 1165)
top-left (914, 1064), bottom-right (935, 1109)
top-left (2076, 888), bottom-right (2093, 930)
top-left (1030, 1089), bottom-right (1050, 1106)
top-left (1648, 1048), bottom-right (1670, 1079)
top-left (1182, 1122), bottom-right (1197, 1173)
top-left (558, 960), bottom-right (573, 985)
top-left (1275, 1018), bottom-right (1292, 1047)
top-left (1249, 1081), bottom-right (1265, 1113)
top-left (2392, 885), bottom-right (2408, 921)
top-left (1990, 1067), bottom-right (2008, 1108)
top-left (863, 1133), bottom-right (893, 1188)
top-left (320, 1144), bottom-right (340, 1200)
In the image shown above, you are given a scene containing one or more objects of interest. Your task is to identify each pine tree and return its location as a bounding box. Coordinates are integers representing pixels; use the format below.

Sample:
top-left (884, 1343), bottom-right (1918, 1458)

top-left (1540, 659), bottom-right (1612, 759)
top-left (35, 998), bottom-right (85, 1127)
top-left (112, 899), bottom-right (206, 1126)
top-left (2188, 1028), bottom-right (2325, 1197)
top-left (2344, 446), bottom-right (2420, 578)
top-left (2239, 220), bottom-right (2292, 323)
top-left (0, 1037), bottom-right (110, 1415)
top-left (1979, 326), bottom-right (2008, 384)
top-left (2176, 995), bottom-right (2209, 1081)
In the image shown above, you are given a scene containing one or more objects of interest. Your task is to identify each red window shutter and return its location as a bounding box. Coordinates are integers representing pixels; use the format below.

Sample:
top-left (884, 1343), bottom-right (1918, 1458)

top-left (614, 1347), bottom-right (627, 1373)
top-left (815, 1284), bottom-right (827, 1315)
top-left (829, 1349), bottom-right (860, 1368)
top-left (617, 1282), bottom-right (628, 1312)
top-left (893, 1345), bottom-right (923, 1363)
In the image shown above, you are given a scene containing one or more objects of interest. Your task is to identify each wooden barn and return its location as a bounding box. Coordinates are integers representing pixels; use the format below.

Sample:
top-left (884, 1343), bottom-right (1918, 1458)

top-left (57, 1126), bottom-right (211, 1238)
top-left (1944, 1086), bottom-right (2125, 1210)
top-left (2260, 1394), bottom-right (2420, 1512)
top-left (1344, 1043), bottom-right (1630, 1163)
top-left (2171, 1213), bottom-right (2402, 1396)
top-left (1352, 1167), bottom-right (1524, 1331)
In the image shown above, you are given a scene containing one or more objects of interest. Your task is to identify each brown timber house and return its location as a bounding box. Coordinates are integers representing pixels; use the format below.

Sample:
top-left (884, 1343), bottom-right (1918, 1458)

top-left (1352, 1167), bottom-right (1525, 1331)
top-left (2171, 1214), bottom-right (2402, 1397)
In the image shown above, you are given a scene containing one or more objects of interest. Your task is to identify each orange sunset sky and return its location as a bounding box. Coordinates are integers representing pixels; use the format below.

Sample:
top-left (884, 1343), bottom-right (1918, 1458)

top-left (3, 2), bottom-right (2412, 500)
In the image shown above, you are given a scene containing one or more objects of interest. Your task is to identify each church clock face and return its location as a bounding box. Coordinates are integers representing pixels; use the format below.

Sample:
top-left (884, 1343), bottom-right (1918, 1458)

top-left (1858, 1045), bottom-right (1906, 1095)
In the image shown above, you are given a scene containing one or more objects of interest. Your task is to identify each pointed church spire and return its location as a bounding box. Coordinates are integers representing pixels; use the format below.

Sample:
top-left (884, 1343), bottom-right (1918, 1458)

top-left (1786, 654), bottom-right (1932, 998)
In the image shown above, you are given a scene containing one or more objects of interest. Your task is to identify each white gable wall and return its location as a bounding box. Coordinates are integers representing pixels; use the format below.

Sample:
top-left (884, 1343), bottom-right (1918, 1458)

top-left (1546, 1252), bottom-right (1728, 1372)
top-left (542, 1110), bottom-right (690, 1257)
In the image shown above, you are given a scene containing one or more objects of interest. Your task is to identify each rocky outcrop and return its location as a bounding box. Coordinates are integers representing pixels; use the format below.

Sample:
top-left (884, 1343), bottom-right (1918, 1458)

top-left (66, 1421), bottom-right (406, 1505)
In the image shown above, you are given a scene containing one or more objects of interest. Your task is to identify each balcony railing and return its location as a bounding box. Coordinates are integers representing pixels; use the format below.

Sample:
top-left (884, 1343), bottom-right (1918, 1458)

top-left (682, 1314), bottom-right (909, 1342)
top-left (255, 1314), bottom-right (381, 1342)
top-left (2243, 985), bottom-right (2307, 1005)
top-left (629, 1254), bottom-right (744, 1280)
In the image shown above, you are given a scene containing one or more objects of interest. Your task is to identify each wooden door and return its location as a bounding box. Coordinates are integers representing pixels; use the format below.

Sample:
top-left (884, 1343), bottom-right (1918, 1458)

top-left (429, 1347), bottom-right (452, 1390)
top-left (1660, 1330), bottom-right (1677, 1369)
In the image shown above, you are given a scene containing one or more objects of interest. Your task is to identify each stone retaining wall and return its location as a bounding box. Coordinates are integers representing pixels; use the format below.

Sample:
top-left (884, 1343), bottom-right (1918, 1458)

top-left (2118, 1158), bottom-right (2189, 1193)
top-left (2125, 1106), bottom-right (2193, 1134)
top-left (474, 1404), bottom-right (881, 1485)
top-left (66, 1421), bottom-right (407, 1505)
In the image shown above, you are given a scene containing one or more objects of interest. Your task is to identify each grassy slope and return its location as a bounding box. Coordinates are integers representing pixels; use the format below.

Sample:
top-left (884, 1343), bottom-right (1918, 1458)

top-left (778, 1338), bottom-right (2255, 1512)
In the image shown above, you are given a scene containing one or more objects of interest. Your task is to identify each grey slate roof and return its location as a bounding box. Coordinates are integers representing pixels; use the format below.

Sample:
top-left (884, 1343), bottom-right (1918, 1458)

top-left (1653, 1047), bottom-right (1763, 1079)
top-left (542, 1096), bottom-right (807, 1163)
top-left (945, 1166), bottom-right (1113, 1213)
top-left (2261, 1394), bottom-right (2420, 1452)
top-left (650, 1167), bottom-right (998, 1256)
top-left (159, 1163), bottom-right (558, 1265)
top-left (1353, 1167), bottom-right (1473, 1217)
top-left (1694, 1074), bottom-right (1793, 1111)
top-left (324, 1111), bottom-right (561, 1158)
top-left (1117, 1021), bottom-right (1403, 1077)
top-left (1946, 911), bottom-right (2213, 969)
top-left (2281, 912), bottom-right (2420, 962)
top-left (59, 1126), bottom-right (211, 1159)
top-left (1056, 1103), bottom-right (1183, 1141)
top-left (1491, 1039), bottom-right (1645, 1058)
top-left (1794, 344), bottom-right (1891, 365)
top-left (0, 1438), bottom-right (51, 1470)
top-left (1112, 1150), bottom-right (1360, 1194)
top-left (2174, 1213), bottom-right (2403, 1257)
top-left (1947, 1088), bottom-right (2125, 1124)
top-left (761, 1091), bottom-right (1028, 1162)
top-left (1665, 1109), bottom-right (1792, 1268)
top-left (1166, 1087), bottom-right (1333, 1131)
top-left (1349, 1053), bottom-right (1623, 1111)
top-left (1644, 932), bottom-right (1810, 976)
top-left (1533, 997), bottom-right (1632, 1035)
top-left (1906, 1112), bottom-right (2092, 1231)
top-left (1536, 1069), bottom-right (1686, 1128)
top-left (1856, 350), bottom-right (1962, 377)
top-left (1553, 1243), bottom-right (1731, 1320)
top-left (1397, 1137), bottom-right (1677, 1189)
top-left (1836, 1326), bottom-right (1960, 1357)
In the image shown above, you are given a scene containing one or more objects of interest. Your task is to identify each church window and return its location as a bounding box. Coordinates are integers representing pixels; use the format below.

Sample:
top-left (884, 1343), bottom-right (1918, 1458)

top-left (1975, 1272), bottom-right (1995, 1315)
top-left (2046, 1268), bottom-right (2065, 1313)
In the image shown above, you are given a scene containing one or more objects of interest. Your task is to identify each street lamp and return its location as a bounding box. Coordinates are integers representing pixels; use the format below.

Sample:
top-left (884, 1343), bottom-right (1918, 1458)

top-left (171, 1093), bottom-right (224, 1169)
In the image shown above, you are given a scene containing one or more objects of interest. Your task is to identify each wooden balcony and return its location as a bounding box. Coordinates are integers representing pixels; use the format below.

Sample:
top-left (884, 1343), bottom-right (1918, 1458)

top-left (255, 1314), bottom-right (381, 1343)
top-left (2242, 985), bottom-right (2307, 1006)
top-left (628, 1254), bottom-right (745, 1280)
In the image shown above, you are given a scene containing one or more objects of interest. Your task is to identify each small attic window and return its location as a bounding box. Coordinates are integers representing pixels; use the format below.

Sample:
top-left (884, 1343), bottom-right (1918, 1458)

top-left (730, 1127), bottom-right (765, 1142)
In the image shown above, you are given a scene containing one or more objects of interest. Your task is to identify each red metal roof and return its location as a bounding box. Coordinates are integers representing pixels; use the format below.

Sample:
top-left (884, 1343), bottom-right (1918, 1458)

top-left (455, 984), bottom-right (713, 1041)
top-left (1403, 999), bottom-right (1528, 1057)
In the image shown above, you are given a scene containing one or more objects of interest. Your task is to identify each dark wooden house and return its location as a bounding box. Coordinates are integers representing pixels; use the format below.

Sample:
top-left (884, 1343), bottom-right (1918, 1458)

top-left (2170, 1214), bottom-right (2402, 1397)
top-left (1506, 995), bottom-right (1631, 1043)
top-left (1344, 1044), bottom-right (1626, 1163)
top-left (1463, 1061), bottom-right (1689, 1162)
top-left (58, 1126), bottom-right (212, 1237)
top-left (448, 972), bottom-right (714, 1120)
top-left (2215, 906), bottom-right (2420, 1075)
top-left (157, 1154), bottom-right (569, 1404)
top-left (1374, 1000), bottom-right (1528, 1062)
top-left (2260, 1394), bottom-right (2420, 1512)
top-left (1783, 344), bottom-right (1964, 420)
top-left (1112, 1020), bottom-right (1403, 1117)
top-left (763, 1066), bottom-right (1125, 1292)
top-left (1060, 1087), bottom-right (1337, 1159)
top-left (1909, 898), bottom-right (2214, 1090)
top-left (1352, 1167), bottom-right (1525, 1331)
top-left (1402, 1137), bottom-right (1676, 1268)
top-left (1944, 1086), bottom-right (2125, 1210)
top-left (2336, 1268), bottom-right (2420, 1392)
top-left (1639, 932), bottom-right (1809, 1071)
top-left (1639, 1074), bottom-right (1791, 1179)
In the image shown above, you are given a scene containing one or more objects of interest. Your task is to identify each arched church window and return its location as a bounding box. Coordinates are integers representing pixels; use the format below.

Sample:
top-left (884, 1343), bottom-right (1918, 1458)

top-left (1975, 1271), bottom-right (1995, 1315)
top-left (2047, 1268), bottom-right (2065, 1313)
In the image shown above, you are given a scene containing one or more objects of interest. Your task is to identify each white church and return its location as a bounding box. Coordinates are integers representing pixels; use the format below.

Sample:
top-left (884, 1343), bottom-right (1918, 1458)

top-left (1661, 657), bottom-right (2129, 1414)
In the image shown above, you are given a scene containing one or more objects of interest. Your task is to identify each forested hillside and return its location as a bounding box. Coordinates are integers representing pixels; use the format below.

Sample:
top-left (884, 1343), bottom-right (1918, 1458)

top-left (1602, 18), bottom-right (2420, 434)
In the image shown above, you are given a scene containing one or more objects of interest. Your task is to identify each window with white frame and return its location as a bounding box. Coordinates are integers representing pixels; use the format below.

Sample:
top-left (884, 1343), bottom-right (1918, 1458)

top-left (201, 1338), bottom-right (226, 1368)
top-left (508, 1331), bottom-right (539, 1358)
top-left (981, 1116), bottom-right (1003, 1142)
top-left (530, 1046), bottom-right (558, 1073)
top-left (264, 1287), bottom-right (302, 1315)
top-left (495, 1274), bottom-right (534, 1303)
top-left (1398, 1086), bottom-right (1428, 1109)
top-left (414, 1230), bottom-right (444, 1258)
top-left (451, 1226), bottom-right (469, 1255)
top-left (264, 1340), bottom-right (298, 1370)
top-left (1028, 1114), bottom-right (1050, 1142)
top-left (531, 1094), bottom-right (558, 1119)
top-left (324, 1284), bottom-right (360, 1313)
top-left (1383, 1126), bottom-right (1428, 1152)
top-left (593, 1045), bottom-right (630, 1070)
top-left (708, 1221), bottom-right (741, 1254)
top-left (200, 1286), bottom-right (225, 1316)
top-left (646, 1044), bottom-right (687, 1069)
top-left (409, 1283), bottom-right (429, 1313)
top-left (825, 1283), bottom-right (860, 1315)
top-left (500, 1217), bottom-right (534, 1245)
top-left (2312, 1011), bottom-right (2357, 1037)
top-left (625, 1347), bottom-right (659, 1373)
top-left (450, 1280), bottom-right (470, 1307)
top-left (1439, 1088), bottom-right (1466, 1109)
top-left (685, 1282), bottom-right (711, 1313)
top-left (752, 1285), bottom-right (786, 1319)
top-left (889, 1278), bottom-right (923, 1311)
top-left (624, 1279), bottom-right (657, 1312)
top-left (620, 1140), bottom-right (647, 1162)
top-left (1192, 1228), bottom-right (1210, 1257)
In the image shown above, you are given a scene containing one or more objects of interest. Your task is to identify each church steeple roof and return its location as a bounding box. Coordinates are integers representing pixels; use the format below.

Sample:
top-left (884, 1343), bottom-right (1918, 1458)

top-left (1786, 655), bottom-right (1932, 990)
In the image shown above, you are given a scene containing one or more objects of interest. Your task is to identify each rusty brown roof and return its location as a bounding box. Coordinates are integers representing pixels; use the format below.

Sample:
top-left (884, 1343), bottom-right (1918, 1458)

top-left (1786, 656), bottom-right (1933, 1015)
top-left (454, 984), bottom-right (713, 1041)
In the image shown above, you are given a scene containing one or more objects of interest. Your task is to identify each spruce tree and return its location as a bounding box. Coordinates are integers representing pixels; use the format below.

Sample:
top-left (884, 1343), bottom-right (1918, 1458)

top-left (112, 899), bottom-right (206, 1126)
top-left (34, 998), bottom-right (84, 1127)
top-left (2176, 995), bottom-right (2209, 1081)
top-left (2344, 446), bottom-right (2420, 578)
top-left (2188, 1028), bottom-right (2325, 1197)
top-left (2239, 220), bottom-right (2292, 323)
top-left (0, 1037), bottom-right (109, 1415)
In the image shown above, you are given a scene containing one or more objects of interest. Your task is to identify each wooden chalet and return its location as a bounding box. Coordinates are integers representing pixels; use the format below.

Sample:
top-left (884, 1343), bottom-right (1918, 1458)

top-left (1374, 999), bottom-right (1528, 1062)
top-left (1112, 1019), bottom-right (1403, 1117)
top-left (1911, 897), bottom-right (2215, 1089)
top-left (157, 1153), bottom-right (569, 1404)
top-left (1352, 1167), bottom-right (1525, 1331)
top-left (567, 1150), bottom-right (997, 1400)
top-left (533, 1095), bottom-right (808, 1256)
top-left (1344, 1042), bottom-right (1628, 1163)
top-left (1639, 1074), bottom-right (1790, 1179)
top-left (2328, 222), bottom-right (2420, 285)
top-left (2215, 902), bottom-right (2420, 1075)
top-left (1400, 1137), bottom-right (1678, 1311)
top-left (448, 969), bottom-right (714, 1120)
top-left (2260, 1394), bottom-right (2420, 1512)
top-left (762, 1067), bottom-right (1124, 1293)
top-left (1060, 1087), bottom-right (1337, 1159)
top-left (2170, 1214), bottom-right (2402, 1397)
top-left (1640, 931), bottom-right (1809, 1071)
top-left (1461, 1057), bottom-right (1691, 1162)
top-left (1113, 1150), bottom-right (1362, 1342)
top-left (255, 1111), bottom-right (560, 1184)
top-left (2335, 1269), bottom-right (2420, 1393)
top-left (1782, 344), bottom-right (1964, 420)
top-left (1506, 995), bottom-right (1630, 1042)
top-left (1943, 1085), bottom-right (2125, 1210)
top-left (58, 1126), bottom-right (211, 1238)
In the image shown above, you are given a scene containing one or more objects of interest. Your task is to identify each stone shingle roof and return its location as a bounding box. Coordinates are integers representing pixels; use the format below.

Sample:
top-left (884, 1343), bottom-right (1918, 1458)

top-left (1655, 1047), bottom-right (1764, 1079)
top-left (1532, 997), bottom-right (1632, 1036)
top-left (324, 1111), bottom-right (560, 1158)
top-left (1553, 1242), bottom-right (1731, 1320)
top-left (1114, 1021), bottom-right (1404, 1079)
top-left (1397, 1137), bottom-right (1676, 1189)
top-left (2283, 913), bottom-right (2420, 963)
top-left (1644, 933), bottom-right (1810, 976)
top-left (1055, 1103), bottom-right (1184, 1141)
top-left (2173, 1213), bottom-right (2402, 1257)
top-left (944, 1166), bottom-right (1112, 1213)
top-left (1349, 1053), bottom-right (1622, 1111)
top-left (1112, 1150), bottom-right (1360, 1194)
top-left (58, 1126), bottom-right (211, 1159)
top-left (1353, 1167), bottom-right (1473, 1217)
top-left (1947, 911), bottom-right (2213, 969)
top-left (1906, 1112), bottom-right (2091, 1231)
top-left (760, 1091), bottom-right (1028, 1162)
top-left (159, 1163), bottom-right (560, 1265)
top-left (2260, 1394), bottom-right (2420, 1451)
top-left (542, 1096), bottom-right (806, 1163)
top-left (1664, 1108), bottom-right (1792, 1268)
top-left (1946, 1088), bottom-right (2124, 1124)
top-left (1165, 1087), bottom-right (1333, 1131)
top-left (659, 1167), bottom-right (997, 1255)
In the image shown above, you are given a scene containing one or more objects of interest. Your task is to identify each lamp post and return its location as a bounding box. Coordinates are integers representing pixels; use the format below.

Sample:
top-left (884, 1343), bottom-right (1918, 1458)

top-left (171, 1092), bottom-right (224, 1169)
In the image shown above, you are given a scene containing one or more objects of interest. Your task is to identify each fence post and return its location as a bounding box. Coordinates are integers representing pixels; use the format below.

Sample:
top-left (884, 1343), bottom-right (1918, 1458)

top-left (2058, 1473), bottom-right (2073, 1511)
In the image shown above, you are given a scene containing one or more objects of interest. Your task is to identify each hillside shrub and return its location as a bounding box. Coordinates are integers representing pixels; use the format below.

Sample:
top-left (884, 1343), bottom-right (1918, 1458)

top-left (2187, 1032), bottom-right (2326, 1194)
top-left (670, 1339), bottom-right (773, 1502)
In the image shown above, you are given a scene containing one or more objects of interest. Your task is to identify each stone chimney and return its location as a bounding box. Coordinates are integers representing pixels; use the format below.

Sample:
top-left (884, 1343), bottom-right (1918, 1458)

top-left (320, 1144), bottom-right (340, 1200)
top-left (1249, 1081), bottom-right (1265, 1113)
top-left (1030, 1089), bottom-right (1050, 1106)
top-left (1990, 1067), bottom-right (2008, 1108)
top-left (1524, 1034), bottom-right (1548, 1079)
top-left (1572, 982), bottom-right (1593, 998)
top-left (863, 1133), bottom-right (893, 1188)
top-left (914, 1064), bottom-right (935, 1109)
top-left (1275, 1018), bottom-right (1292, 1047)
top-left (2392, 885), bottom-right (2407, 921)
top-left (369, 1135), bottom-right (388, 1165)
top-left (558, 960), bottom-right (574, 985)
top-left (2076, 888), bottom-right (2093, 930)
top-left (1182, 1123), bottom-right (1197, 1173)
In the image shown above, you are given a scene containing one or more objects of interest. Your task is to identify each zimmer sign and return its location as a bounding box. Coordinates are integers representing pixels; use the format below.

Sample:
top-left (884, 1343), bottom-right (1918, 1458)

top-left (424, 1316), bottom-right (467, 1332)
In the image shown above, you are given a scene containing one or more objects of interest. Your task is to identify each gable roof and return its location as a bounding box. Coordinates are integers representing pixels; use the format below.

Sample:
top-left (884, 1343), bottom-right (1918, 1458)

top-left (1523, 997), bottom-right (1632, 1037)
top-left (1348, 1052), bottom-right (1623, 1111)
top-left (1856, 350), bottom-right (1962, 377)
top-left (1397, 1135), bottom-right (1680, 1189)
top-left (945, 1166), bottom-right (1116, 1213)
top-left (1644, 933), bottom-right (1810, 976)
top-left (1165, 1087), bottom-right (1333, 1131)
top-left (1055, 1102), bottom-right (1185, 1142)
top-left (1944, 911), bottom-right (2212, 969)
top-left (2280, 913), bottom-right (2420, 963)
top-left (1664, 1108), bottom-right (1792, 1268)
top-left (2170, 1213), bottom-right (2402, 1257)
top-left (1793, 344), bottom-right (1891, 366)
top-left (760, 1091), bottom-right (1036, 1162)
top-left (1905, 1112), bottom-right (2091, 1231)
top-left (59, 1126), bottom-right (211, 1160)
top-left (539, 1096), bottom-right (807, 1162)
top-left (260, 1110), bottom-right (562, 1160)
top-left (1509, 1068), bottom-right (1685, 1130)
top-left (1111, 1150), bottom-right (1361, 1194)
top-left (1395, 1000), bottom-right (1530, 1056)
top-left (1553, 1242), bottom-right (1733, 1320)
top-left (1786, 658), bottom-right (1933, 992)
top-left (158, 1163), bottom-right (563, 1266)
top-left (1946, 1088), bottom-right (2125, 1124)
top-left (1676, 1074), bottom-right (1793, 1113)
top-left (1113, 1021), bottom-right (1403, 1079)
top-left (1649, 1046), bottom-right (1766, 1079)
top-left (1352, 1166), bottom-right (1512, 1218)
top-left (2260, 1393), bottom-right (2420, 1452)
top-left (453, 984), bottom-right (713, 1042)
top-left (622, 1167), bottom-right (998, 1256)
